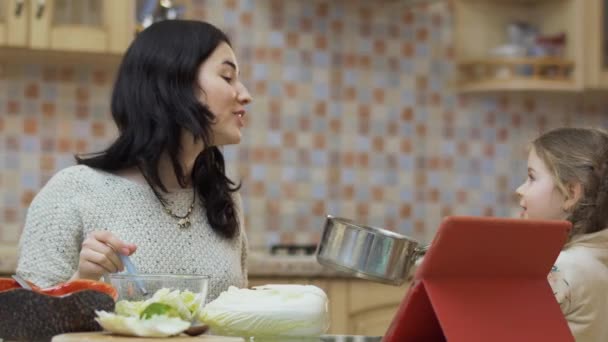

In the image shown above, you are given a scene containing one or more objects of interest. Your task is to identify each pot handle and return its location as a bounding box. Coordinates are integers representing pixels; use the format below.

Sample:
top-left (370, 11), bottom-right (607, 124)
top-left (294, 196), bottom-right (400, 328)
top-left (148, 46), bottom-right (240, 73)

top-left (413, 244), bottom-right (430, 259)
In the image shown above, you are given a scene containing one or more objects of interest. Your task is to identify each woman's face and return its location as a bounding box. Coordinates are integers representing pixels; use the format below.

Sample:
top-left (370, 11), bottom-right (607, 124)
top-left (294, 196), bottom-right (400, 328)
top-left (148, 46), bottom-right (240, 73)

top-left (515, 148), bottom-right (568, 220)
top-left (196, 42), bottom-right (252, 146)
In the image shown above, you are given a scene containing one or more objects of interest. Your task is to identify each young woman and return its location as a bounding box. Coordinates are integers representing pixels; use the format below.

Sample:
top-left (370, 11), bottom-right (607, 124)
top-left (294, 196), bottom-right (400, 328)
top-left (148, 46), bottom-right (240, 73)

top-left (516, 127), bottom-right (608, 341)
top-left (16, 20), bottom-right (252, 302)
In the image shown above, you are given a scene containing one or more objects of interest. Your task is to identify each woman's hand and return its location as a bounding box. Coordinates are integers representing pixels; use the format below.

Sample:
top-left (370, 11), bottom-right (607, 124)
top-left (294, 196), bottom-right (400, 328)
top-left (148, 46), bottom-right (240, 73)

top-left (70, 231), bottom-right (137, 281)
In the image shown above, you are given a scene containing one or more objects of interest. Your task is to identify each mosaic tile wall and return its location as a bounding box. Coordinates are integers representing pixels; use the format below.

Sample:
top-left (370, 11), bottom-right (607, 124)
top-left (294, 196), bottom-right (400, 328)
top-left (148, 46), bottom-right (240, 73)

top-left (1, 0), bottom-right (608, 271)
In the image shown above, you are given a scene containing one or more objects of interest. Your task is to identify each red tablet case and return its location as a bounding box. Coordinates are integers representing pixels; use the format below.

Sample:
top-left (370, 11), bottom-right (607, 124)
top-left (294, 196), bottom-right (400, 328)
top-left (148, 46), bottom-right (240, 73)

top-left (383, 216), bottom-right (574, 342)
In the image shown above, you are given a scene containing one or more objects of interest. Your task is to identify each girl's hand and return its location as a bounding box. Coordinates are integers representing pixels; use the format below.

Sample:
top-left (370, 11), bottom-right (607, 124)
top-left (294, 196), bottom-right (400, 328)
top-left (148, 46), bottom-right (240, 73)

top-left (71, 231), bottom-right (137, 281)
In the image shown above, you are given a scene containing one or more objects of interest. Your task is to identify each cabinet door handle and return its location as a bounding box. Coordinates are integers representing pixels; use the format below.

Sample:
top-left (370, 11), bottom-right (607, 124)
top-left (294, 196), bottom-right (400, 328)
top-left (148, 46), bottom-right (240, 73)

top-left (36, 0), bottom-right (46, 19)
top-left (14, 0), bottom-right (24, 17)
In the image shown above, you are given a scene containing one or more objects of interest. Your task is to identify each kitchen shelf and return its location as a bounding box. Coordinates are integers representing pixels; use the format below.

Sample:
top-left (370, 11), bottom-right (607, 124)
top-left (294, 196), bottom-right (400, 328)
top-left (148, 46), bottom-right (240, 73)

top-left (457, 57), bottom-right (578, 92)
top-left (453, 0), bottom-right (585, 92)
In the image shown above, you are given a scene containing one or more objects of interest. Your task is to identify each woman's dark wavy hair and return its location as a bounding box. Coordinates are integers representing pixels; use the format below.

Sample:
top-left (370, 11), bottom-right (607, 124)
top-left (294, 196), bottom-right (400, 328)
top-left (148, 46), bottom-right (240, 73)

top-left (532, 127), bottom-right (608, 240)
top-left (77, 20), bottom-right (241, 239)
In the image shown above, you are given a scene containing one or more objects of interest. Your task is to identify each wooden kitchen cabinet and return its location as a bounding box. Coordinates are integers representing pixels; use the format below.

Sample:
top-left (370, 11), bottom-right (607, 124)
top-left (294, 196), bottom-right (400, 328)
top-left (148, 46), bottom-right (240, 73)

top-left (0, 0), bottom-right (29, 47)
top-left (584, 0), bottom-right (608, 88)
top-left (29, 0), bottom-right (134, 53)
top-left (454, 0), bottom-right (585, 92)
top-left (248, 276), bottom-right (410, 336)
top-left (0, 0), bottom-right (134, 54)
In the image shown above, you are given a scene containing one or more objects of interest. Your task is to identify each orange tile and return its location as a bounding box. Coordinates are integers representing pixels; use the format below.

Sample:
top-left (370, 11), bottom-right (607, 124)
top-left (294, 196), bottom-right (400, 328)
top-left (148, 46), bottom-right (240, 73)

top-left (316, 3), bottom-right (328, 16)
top-left (372, 136), bottom-right (384, 152)
top-left (524, 98), bottom-right (536, 112)
top-left (342, 185), bottom-right (355, 198)
top-left (270, 48), bottom-right (283, 63)
top-left (41, 102), bottom-right (55, 118)
top-left (401, 107), bottom-right (413, 121)
top-left (76, 87), bottom-right (89, 102)
top-left (252, 181), bottom-right (265, 196)
top-left (343, 152), bottom-right (355, 167)
top-left (331, 20), bottom-right (343, 34)
top-left (356, 203), bottom-right (369, 217)
top-left (21, 190), bottom-right (35, 207)
top-left (300, 18), bottom-right (312, 32)
top-left (25, 83), bottom-right (39, 99)
top-left (296, 215), bottom-right (310, 230)
top-left (76, 105), bottom-right (90, 119)
top-left (328, 168), bottom-right (340, 183)
top-left (283, 132), bottom-right (296, 148)
top-left (315, 35), bottom-right (327, 50)
top-left (372, 186), bottom-right (384, 201)
top-left (313, 134), bottom-right (326, 149)
top-left (4, 208), bottom-right (17, 223)
top-left (344, 87), bottom-right (356, 101)
top-left (282, 183), bottom-right (296, 198)
top-left (7, 101), bottom-right (20, 114)
top-left (401, 43), bottom-right (414, 57)
top-left (415, 172), bottom-right (427, 185)
top-left (400, 139), bottom-right (412, 153)
top-left (240, 12), bottom-right (252, 26)
top-left (57, 138), bottom-right (72, 153)
top-left (269, 111), bottom-right (281, 129)
top-left (225, 0), bottom-right (237, 9)
top-left (457, 142), bottom-right (468, 154)
top-left (416, 124), bottom-right (426, 137)
top-left (429, 157), bottom-right (439, 170)
top-left (384, 218), bottom-right (396, 231)
top-left (344, 54), bottom-right (356, 68)
top-left (91, 122), bottom-right (105, 137)
top-left (254, 48), bottom-right (267, 61)
top-left (252, 148), bottom-right (265, 163)
top-left (414, 220), bottom-right (425, 235)
top-left (75, 139), bottom-right (88, 152)
top-left (416, 76), bottom-right (428, 89)
top-left (373, 40), bottom-right (386, 54)
top-left (254, 81), bottom-right (267, 94)
top-left (484, 207), bottom-right (494, 216)
top-left (312, 201), bottom-right (325, 216)
top-left (416, 28), bottom-right (428, 41)
top-left (373, 88), bottom-right (385, 103)
top-left (269, 148), bottom-right (281, 163)
top-left (23, 118), bottom-right (38, 135)
top-left (483, 144), bottom-right (495, 157)
top-left (286, 32), bottom-right (299, 48)
top-left (329, 119), bottom-right (341, 133)
top-left (357, 153), bottom-right (369, 167)
top-left (314, 102), bottom-right (326, 116)
top-left (429, 188), bottom-right (439, 202)
top-left (40, 155), bottom-right (55, 171)
top-left (299, 117), bottom-right (310, 130)
top-left (360, 56), bottom-right (371, 68)
top-left (92, 70), bottom-right (107, 85)
top-left (266, 199), bottom-right (280, 215)
top-left (441, 206), bottom-right (452, 217)
top-left (402, 11), bottom-right (414, 24)
top-left (457, 190), bottom-right (468, 203)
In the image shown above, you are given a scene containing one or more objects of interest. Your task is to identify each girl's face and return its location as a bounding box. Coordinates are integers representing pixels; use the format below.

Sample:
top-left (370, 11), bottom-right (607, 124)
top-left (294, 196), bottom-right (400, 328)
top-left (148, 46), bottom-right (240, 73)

top-left (516, 148), bottom-right (568, 220)
top-left (196, 42), bottom-right (252, 146)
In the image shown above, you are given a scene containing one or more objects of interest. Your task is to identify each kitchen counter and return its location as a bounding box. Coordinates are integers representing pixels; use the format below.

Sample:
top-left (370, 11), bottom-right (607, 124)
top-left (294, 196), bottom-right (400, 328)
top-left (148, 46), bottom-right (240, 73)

top-left (246, 251), bottom-right (355, 278)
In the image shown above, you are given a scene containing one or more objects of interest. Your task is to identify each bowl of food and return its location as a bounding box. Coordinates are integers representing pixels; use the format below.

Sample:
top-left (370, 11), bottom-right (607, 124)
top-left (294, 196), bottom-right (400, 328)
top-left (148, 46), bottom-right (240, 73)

top-left (96, 274), bottom-right (210, 337)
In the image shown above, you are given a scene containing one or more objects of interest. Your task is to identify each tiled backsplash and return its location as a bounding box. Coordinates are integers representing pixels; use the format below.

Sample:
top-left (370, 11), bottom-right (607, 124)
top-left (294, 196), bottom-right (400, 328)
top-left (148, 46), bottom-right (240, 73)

top-left (1, 0), bottom-right (607, 271)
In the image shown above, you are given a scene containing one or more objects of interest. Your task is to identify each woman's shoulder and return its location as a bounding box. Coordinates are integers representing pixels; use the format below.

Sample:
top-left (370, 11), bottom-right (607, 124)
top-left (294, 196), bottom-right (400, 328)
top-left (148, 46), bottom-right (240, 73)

top-left (45, 164), bottom-right (107, 190)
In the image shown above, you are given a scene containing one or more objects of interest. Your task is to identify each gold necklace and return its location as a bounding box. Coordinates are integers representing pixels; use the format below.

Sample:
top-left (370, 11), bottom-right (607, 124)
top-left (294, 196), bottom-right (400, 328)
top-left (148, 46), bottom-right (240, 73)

top-left (162, 193), bottom-right (196, 229)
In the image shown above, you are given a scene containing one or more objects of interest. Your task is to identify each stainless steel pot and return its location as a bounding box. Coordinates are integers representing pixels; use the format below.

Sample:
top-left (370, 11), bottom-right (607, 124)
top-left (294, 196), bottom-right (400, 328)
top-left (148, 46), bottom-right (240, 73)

top-left (316, 215), bottom-right (428, 286)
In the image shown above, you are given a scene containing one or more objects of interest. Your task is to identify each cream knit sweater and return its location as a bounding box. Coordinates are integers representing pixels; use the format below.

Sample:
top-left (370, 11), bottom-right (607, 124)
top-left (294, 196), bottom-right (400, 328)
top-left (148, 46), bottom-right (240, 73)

top-left (16, 165), bottom-right (248, 302)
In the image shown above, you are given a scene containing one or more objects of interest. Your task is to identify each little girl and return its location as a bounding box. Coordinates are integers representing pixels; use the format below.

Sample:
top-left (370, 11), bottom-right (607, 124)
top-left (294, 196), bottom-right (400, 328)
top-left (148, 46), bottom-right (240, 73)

top-left (516, 127), bottom-right (608, 342)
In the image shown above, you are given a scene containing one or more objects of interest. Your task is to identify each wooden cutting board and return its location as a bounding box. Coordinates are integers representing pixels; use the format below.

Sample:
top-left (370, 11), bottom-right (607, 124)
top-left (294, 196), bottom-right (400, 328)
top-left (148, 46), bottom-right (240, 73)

top-left (52, 332), bottom-right (245, 341)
